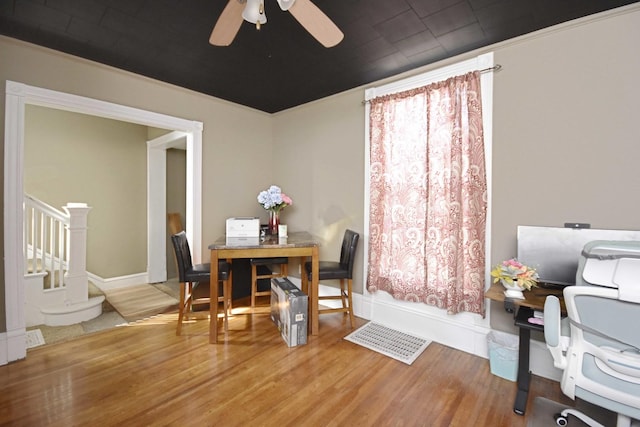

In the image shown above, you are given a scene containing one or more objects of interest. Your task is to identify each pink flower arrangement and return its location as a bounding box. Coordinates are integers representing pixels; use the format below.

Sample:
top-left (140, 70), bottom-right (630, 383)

top-left (491, 258), bottom-right (539, 290)
top-left (257, 185), bottom-right (292, 212)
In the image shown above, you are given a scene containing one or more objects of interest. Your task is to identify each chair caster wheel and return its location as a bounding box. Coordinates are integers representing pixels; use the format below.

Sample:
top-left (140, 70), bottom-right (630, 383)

top-left (554, 413), bottom-right (568, 426)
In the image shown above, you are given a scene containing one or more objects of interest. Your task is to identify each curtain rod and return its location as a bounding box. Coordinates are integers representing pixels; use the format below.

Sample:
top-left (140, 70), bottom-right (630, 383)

top-left (362, 64), bottom-right (502, 105)
top-left (480, 64), bottom-right (502, 73)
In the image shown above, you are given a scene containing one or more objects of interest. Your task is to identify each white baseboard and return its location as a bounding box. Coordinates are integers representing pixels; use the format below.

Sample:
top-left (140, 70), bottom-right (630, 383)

top-left (307, 283), bottom-right (563, 383)
top-left (88, 272), bottom-right (149, 291)
top-left (0, 332), bottom-right (7, 366)
top-left (360, 291), bottom-right (492, 357)
top-left (287, 277), bottom-right (491, 356)
top-left (365, 291), bottom-right (563, 381)
top-left (1, 328), bottom-right (27, 365)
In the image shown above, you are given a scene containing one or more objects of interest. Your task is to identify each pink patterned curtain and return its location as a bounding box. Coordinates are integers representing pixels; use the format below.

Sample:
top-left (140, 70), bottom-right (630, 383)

top-left (367, 71), bottom-right (487, 316)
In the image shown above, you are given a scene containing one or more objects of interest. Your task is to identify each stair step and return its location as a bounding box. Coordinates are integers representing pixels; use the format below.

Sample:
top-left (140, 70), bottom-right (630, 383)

top-left (41, 296), bottom-right (105, 326)
top-left (41, 296), bottom-right (105, 315)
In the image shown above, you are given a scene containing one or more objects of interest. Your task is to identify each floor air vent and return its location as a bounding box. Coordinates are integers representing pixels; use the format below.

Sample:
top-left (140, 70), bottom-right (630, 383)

top-left (344, 322), bottom-right (430, 365)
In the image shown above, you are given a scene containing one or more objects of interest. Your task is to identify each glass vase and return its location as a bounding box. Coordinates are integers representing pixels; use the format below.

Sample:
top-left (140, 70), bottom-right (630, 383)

top-left (268, 210), bottom-right (280, 235)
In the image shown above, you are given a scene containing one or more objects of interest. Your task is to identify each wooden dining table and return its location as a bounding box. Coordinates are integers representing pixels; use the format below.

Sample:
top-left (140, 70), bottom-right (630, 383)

top-left (208, 231), bottom-right (320, 344)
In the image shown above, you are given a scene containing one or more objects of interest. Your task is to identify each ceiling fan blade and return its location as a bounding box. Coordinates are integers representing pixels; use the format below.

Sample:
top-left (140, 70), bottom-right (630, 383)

top-left (209, 0), bottom-right (245, 46)
top-left (288, 0), bottom-right (344, 48)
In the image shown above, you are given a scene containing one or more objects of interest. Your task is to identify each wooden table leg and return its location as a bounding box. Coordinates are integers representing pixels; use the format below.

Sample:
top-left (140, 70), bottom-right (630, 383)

top-left (210, 249), bottom-right (219, 344)
top-left (311, 245), bottom-right (319, 336)
top-left (300, 256), bottom-right (309, 295)
top-left (226, 258), bottom-right (233, 316)
top-left (300, 256), bottom-right (310, 333)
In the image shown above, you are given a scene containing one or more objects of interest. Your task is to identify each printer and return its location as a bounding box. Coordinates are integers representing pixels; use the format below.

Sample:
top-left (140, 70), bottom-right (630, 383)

top-left (226, 217), bottom-right (260, 238)
top-left (225, 217), bottom-right (260, 246)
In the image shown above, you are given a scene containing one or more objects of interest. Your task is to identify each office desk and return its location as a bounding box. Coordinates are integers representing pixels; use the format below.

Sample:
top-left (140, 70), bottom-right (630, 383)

top-left (208, 232), bottom-right (319, 344)
top-left (485, 282), bottom-right (566, 415)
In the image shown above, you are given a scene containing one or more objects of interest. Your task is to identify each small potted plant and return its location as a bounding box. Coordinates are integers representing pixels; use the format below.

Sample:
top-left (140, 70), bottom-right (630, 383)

top-left (490, 258), bottom-right (539, 299)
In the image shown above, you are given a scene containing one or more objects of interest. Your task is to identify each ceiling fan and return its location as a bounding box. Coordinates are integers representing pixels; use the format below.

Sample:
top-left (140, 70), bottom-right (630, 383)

top-left (209, 0), bottom-right (344, 48)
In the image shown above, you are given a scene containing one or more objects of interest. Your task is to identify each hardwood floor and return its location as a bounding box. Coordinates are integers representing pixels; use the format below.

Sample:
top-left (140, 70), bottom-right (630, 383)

top-left (1, 300), bottom-right (572, 426)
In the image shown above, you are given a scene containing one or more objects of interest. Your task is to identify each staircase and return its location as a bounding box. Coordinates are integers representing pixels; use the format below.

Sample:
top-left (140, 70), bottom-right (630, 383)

top-left (23, 194), bottom-right (104, 327)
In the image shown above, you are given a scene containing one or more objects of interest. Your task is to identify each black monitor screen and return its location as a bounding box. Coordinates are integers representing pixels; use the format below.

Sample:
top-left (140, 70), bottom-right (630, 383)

top-left (516, 226), bottom-right (640, 286)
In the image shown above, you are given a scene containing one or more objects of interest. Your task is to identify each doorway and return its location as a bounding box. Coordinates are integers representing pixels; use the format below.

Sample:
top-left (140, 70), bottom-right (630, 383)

top-left (3, 80), bottom-right (203, 363)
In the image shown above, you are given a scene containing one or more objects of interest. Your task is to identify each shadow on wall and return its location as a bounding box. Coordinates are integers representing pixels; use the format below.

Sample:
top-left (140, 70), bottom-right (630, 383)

top-left (319, 205), bottom-right (355, 243)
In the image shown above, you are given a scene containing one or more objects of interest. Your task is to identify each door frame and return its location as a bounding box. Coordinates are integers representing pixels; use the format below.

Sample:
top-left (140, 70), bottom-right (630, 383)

top-left (3, 80), bottom-right (203, 363)
top-left (147, 131), bottom-right (188, 283)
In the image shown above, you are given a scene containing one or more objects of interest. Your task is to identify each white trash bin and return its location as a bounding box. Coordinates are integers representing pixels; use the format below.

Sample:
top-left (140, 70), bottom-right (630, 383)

top-left (487, 330), bottom-right (519, 381)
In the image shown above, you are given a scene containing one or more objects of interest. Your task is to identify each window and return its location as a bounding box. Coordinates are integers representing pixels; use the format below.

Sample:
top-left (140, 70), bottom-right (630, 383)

top-left (364, 53), bottom-right (494, 316)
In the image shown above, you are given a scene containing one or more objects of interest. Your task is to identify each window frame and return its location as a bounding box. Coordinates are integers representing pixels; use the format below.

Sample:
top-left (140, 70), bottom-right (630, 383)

top-left (363, 52), bottom-right (495, 307)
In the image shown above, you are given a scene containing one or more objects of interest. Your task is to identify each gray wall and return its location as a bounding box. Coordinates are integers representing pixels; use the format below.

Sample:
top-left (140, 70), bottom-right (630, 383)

top-left (489, 7), bottom-right (640, 331)
top-left (166, 148), bottom-right (187, 279)
top-left (23, 107), bottom-right (188, 280)
top-left (24, 105), bottom-right (148, 278)
top-left (272, 5), bottom-right (640, 333)
top-left (2, 5), bottom-right (639, 336)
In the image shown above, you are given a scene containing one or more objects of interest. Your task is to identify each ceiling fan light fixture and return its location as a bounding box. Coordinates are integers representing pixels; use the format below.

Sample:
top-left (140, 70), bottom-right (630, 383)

top-left (276, 0), bottom-right (296, 11)
top-left (242, 0), bottom-right (267, 28)
top-left (210, 0), bottom-right (343, 48)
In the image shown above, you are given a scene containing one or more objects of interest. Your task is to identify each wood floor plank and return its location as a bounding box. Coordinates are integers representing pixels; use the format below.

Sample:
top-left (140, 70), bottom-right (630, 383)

top-left (0, 300), bottom-right (573, 426)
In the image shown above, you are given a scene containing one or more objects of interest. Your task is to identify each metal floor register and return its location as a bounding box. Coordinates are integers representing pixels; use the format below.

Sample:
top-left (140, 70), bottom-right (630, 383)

top-left (344, 322), bottom-right (431, 365)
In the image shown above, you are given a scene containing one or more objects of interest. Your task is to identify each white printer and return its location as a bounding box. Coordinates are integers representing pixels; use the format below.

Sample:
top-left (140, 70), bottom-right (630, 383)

top-left (226, 217), bottom-right (260, 238)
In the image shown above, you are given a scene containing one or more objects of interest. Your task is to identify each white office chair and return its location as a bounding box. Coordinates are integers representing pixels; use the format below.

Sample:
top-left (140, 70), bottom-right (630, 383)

top-left (544, 241), bottom-right (640, 427)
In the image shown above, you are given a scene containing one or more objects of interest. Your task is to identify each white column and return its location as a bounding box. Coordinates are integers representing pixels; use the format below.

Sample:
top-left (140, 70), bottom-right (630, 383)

top-left (62, 203), bottom-right (91, 304)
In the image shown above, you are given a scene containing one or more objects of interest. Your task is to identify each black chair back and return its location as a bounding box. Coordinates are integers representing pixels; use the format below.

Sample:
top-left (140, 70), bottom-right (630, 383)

top-left (171, 231), bottom-right (193, 283)
top-left (339, 229), bottom-right (359, 279)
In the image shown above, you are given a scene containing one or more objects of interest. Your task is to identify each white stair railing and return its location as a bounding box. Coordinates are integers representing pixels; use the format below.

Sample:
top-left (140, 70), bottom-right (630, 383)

top-left (23, 194), bottom-right (98, 327)
top-left (23, 194), bottom-right (69, 290)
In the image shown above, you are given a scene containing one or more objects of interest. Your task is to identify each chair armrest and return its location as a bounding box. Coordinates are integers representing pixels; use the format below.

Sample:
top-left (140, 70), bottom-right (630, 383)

top-left (544, 295), bottom-right (567, 369)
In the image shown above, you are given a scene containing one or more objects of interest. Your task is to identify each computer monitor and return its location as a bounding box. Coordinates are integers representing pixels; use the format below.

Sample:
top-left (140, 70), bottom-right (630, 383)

top-left (516, 225), bottom-right (640, 286)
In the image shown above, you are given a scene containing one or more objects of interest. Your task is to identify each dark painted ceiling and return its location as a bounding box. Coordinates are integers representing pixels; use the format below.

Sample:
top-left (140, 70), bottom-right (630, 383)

top-left (1, 0), bottom-right (638, 113)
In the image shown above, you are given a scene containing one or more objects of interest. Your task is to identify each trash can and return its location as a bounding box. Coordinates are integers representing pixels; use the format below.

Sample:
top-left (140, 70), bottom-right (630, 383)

top-left (487, 330), bottom-right (519, 381)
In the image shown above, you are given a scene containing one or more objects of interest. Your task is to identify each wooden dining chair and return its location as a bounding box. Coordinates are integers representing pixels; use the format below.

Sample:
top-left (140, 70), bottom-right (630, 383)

top-left (304, 229), bottom-right (359, 327)
top-left (167, 212), bottom-right (183, 235)
top-left (249, 257), bottom-right (288, 309)
top-left (171, 231), bottom-right (232, 335)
